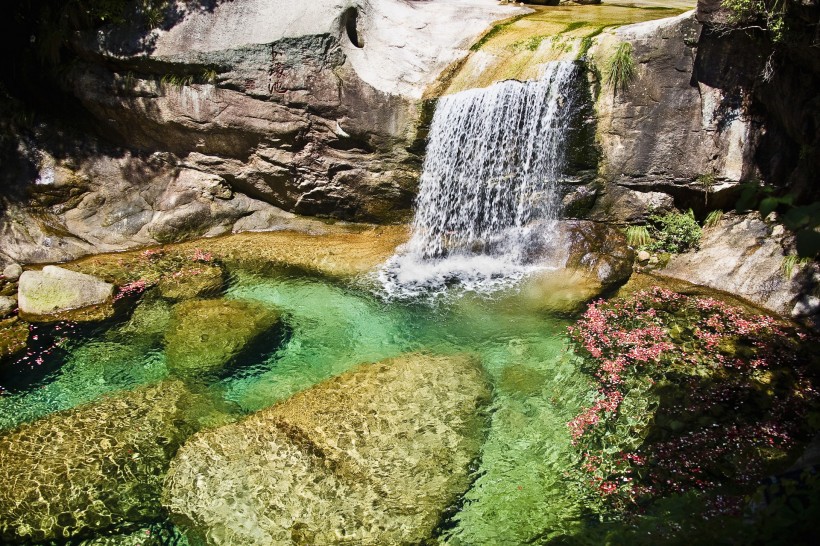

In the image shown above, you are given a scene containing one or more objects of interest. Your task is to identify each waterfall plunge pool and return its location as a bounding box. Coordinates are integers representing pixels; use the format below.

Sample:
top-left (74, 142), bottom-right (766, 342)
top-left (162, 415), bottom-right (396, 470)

top-left (0, 263), bottom-right (594, 545)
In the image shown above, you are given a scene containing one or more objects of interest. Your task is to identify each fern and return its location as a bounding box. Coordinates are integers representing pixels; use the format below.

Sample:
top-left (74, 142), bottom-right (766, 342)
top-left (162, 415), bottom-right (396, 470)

top-left (703, 210), bottom-right (723, 229)
top-left (626, 225), bottom-right (651, 247)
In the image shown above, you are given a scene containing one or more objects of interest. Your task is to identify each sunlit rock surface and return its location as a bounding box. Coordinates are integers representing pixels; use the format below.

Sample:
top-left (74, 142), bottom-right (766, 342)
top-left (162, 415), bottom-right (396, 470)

top-left (156, 262), bottom-right (225, 300)
top-left (659, 212), bottom-right (819, 318)
top-left (0, 381), bottom-right (207, 543)
top-left (17, 266), bottom-right (114, 320)
top-left (164, 353), bottom-right (491, 545)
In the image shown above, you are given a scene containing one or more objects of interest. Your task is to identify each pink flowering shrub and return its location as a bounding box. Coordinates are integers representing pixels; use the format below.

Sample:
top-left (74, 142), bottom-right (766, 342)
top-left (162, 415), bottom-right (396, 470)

top-left (191, 248), bottom-right (213, 263)
top-left (567, 287), bottom-right (819, 517)
top-left (114, 279), bottom-right (151, 301)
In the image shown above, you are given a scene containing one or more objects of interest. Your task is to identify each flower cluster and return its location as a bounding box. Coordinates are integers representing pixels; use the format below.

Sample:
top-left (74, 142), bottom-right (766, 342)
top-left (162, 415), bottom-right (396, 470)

top-left (191, 248), bottom-right (213, 263)
top-left (113, 279), bottom-right (151, 301)
top-left (566, 287), bottom-right (819, 517)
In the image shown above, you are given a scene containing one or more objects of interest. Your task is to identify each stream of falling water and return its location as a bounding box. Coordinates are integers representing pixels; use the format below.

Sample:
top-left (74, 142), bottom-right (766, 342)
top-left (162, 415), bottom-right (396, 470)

top-left (379, 61), bottom-right (581, 298)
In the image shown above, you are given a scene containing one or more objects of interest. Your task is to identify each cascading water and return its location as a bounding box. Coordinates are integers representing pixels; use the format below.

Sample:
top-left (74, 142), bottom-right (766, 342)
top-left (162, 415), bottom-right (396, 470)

top-left (379, 61), bottom-right (581, 298)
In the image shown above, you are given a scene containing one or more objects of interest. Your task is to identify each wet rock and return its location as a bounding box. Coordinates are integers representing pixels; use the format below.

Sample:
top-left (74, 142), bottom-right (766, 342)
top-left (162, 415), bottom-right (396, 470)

top-left (0, 382), bottom-right (205, 543)
top-left (659, 213), bottom-right (817, 316)
top-left (589, 185), bottom-right (675, 224)
top-left (516, 268), bottom-right (606, 314)
top-left (0, 296), bottom-right (16, 317)
top-left (163, 353), bottom-right (491, 545)
top-left (536, 220), bottom-right (634, 287)
top-left (561, 185), bottom-right (598, 218)
top-left (0, 317), bottom-right (28, 359)
top-left (164, 299), bottom-right (280, 375)
top-left (157, 264), bottom-right (225, 300)
top-left (17, 266), bottom-right (114, 318)
top-left (637, 250), bottom-right (651, 262)
top-left (2, 264), bottom-right (22, 282)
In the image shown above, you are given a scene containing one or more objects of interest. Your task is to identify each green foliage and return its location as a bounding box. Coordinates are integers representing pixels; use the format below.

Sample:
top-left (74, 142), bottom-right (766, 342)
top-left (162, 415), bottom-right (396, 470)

top-left (703, 209), bottom-right (723, 229)
top-left (696, 173), bottom-right (716, 204)
top-left (781, 254), bottom-right (812, 279)
top-left (567, 288), bottom-right (819, 528)
top-left (201, 68), bottom-right (218, 83)
top-left (722, 0), bottom-right (789, 43)
top-left (645, 210), bottom-right (701, 254)
top-left (604, 42), bottom-right (636, 95)
top-left (625, 225), bottom-right (651, 247)
top-left (160, 73), bottom-right (193, 87)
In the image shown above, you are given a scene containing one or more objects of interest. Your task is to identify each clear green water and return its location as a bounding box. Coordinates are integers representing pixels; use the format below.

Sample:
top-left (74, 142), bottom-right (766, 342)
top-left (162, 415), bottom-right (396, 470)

top-left (0, 267), bottom-right (594, 544)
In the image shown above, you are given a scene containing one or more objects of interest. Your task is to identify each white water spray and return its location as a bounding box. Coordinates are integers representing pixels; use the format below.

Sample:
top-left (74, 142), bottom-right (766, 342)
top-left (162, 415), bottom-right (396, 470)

top-left (379, 61), bottom-right (581, 298)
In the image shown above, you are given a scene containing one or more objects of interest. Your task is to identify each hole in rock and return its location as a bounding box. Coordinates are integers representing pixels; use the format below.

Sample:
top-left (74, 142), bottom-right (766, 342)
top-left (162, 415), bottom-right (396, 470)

top-left (343, 7), bottom-right (364, 48)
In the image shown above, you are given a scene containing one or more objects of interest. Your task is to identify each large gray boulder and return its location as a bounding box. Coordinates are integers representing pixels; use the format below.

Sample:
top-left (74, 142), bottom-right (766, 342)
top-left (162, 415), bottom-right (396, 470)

top-left (0, 1), bottom-right (523, 266)
top-left (591, 11), bottom-right (754, 217)
top-left (17, 266), bottom-right (114, 317)
top-left (659, 212), bottom-right (818, 318)
top-left (0, 382), bottom-right (207, 543)
top-left (163, 353), bottom-right (491, 545)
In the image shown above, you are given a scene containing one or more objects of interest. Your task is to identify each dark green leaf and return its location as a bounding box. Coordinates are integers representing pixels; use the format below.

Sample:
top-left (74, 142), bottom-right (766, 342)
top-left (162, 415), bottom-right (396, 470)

top-left (795, 228), bottom-right (820, 257)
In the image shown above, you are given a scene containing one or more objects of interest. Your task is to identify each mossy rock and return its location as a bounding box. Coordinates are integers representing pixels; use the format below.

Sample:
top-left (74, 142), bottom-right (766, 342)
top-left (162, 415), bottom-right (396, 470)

top-left (0, 317), bottom-right (28, 359)
top-left (164, 299), bottom-right (281, 376)
top-left (163, 353), bottom-right (491, 545)
top-left (157, 264), bottom-right (225, 301)
top-left (0, 381), bottom-right (207, 543)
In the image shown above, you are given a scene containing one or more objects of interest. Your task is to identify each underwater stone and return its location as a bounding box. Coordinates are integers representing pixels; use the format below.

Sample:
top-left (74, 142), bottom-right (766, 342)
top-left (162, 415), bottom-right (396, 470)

top-left (157, 263), bottom-right (225, 300)
top-left (0, 381), bottom-right (203, 543)
top-left (164, 353), bottom-right (491, 545)
top-left (164, 299), bottom-right (280, 375)
top-left (17, 266), bottom-right (114, 318)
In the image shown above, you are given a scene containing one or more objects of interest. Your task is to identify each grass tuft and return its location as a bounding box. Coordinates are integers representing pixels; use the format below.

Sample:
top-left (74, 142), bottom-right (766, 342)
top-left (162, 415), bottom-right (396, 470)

top-left (605, 42), bottom-right (636, 95)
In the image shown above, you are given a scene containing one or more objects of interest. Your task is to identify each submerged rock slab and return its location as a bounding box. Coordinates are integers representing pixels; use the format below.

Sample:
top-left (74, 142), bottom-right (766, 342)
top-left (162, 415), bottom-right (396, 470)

top-left (164, 353), bottom-right (491, 545)
top-left (165, 299), bottom-right (280, 375)
top-left (17, 266), bottom-right (114, 318)
top-left (157, 263), bottom-right (225, 300)
top-left (0, 382), bottom-right (203, 543)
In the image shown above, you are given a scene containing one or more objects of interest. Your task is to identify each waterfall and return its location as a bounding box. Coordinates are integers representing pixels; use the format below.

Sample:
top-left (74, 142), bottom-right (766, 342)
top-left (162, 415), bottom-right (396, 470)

top-left (379, 61), bottom-right (580, 298)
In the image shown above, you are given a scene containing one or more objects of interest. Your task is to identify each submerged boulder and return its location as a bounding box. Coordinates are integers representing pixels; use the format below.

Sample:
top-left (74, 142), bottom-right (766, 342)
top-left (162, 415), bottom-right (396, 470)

top-left (156, 263), bottom-right (225, 300)
top-left (164, 299), bottom-right (280, 376)
top-left (163, 353), bottom-right (491, 545)
top-left (17, 266), bottom-right (114, 320)
top-left (0, 382), bottom-right (205, 543)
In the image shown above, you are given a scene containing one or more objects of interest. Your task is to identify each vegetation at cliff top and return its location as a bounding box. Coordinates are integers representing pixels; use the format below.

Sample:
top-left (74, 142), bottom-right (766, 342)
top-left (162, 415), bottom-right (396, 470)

top-left (722, 0), bottom-right (790, 43)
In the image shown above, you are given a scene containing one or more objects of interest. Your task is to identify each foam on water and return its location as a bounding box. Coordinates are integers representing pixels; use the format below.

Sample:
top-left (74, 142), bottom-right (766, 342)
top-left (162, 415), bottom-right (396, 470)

top-left (380, 61), bottom-right (580, 299)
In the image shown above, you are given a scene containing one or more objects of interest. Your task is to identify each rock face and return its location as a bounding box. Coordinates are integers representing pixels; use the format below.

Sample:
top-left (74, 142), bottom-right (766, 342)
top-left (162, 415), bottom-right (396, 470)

top-left (163, 353), bottom-right (491, 545)
top-left (590, 11), bottom-right (754, 217)
top-left (0, 1), bottom-right (522, 266)
top-left (17, 266), bottom-right (114, 317)
top-left (658, 213), bottom-right (818, 318)
top-left (0, 382), bottom-right (203, 543)
top-left (165, 298), bottom-right (281, 376)
top-left (534, 220), bottom-right (634, 287)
